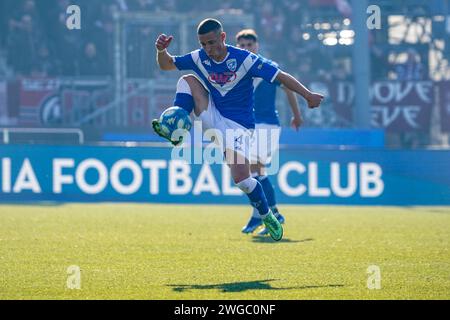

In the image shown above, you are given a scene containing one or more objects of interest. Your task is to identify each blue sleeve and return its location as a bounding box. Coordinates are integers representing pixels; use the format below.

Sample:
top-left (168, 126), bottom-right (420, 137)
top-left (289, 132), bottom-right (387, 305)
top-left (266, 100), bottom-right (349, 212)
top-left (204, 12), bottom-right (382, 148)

top-left (173, 52), bottom-right (194, 71)
top-left (248, 55), bottom-right (280, 83)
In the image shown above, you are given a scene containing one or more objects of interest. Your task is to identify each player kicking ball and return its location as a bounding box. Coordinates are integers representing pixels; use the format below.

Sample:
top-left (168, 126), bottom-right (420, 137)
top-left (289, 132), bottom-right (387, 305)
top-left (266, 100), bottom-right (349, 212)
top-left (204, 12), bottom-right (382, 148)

top-left (236, 29), bottom-right (304, 236)
top-left (152, 19), bottom-right (323, 241)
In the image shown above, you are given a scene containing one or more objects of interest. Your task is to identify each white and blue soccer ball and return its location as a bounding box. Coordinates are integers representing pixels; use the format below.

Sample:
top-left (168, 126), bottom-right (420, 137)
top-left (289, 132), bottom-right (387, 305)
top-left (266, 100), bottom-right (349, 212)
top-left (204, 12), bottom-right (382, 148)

top-left (158, 106), bottom-right (192, 137)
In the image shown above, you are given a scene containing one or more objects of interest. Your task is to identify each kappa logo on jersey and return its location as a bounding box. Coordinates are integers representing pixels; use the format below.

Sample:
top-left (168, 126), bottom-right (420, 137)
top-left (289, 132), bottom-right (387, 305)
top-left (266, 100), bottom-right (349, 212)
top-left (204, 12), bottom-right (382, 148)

top-left (203, 60), bottom-right (211, 66)
top-left (226, 59), bottom-right (237, 72)
top-left (208, 72), bottom-right (237, 85)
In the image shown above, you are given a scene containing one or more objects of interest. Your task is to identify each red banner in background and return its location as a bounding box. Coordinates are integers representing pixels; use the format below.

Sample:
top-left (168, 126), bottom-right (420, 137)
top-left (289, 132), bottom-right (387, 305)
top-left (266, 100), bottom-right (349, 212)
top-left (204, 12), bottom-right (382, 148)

top-left (439, 81), bottom-right (450, 132)
top-left (60, 83), bottom-right (111, 126)
top-left (19, 78), bottom-right (59, 126)
top-left (331, 81), bottom-right (434, 132)
top-left (15, 78), bottom-right (173, 128)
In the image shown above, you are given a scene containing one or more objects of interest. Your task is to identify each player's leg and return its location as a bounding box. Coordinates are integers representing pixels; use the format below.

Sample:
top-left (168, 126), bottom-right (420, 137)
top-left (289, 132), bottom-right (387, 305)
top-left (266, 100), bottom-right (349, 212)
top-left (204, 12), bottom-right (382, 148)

top-left (242, 162), bottom-right (284, 234)
top-left (179, 75), bottom-right (223, 134)
top-left (251, 162), bottom-right (285, 236)
top-left (227, 149), bottom-right (283, 241)
top-left (241, 127), bottom-right (265, 233)
top-left (180, 75), bottom-right (209, 117)
top-left (153, 75), bottom-right (213, 143)
top-left (252, 124), bottom-right (285, 235)
top-left (171, 74), bottom-right (210, 117)
top-left (241, 161), bottom-right (264, 233)
top-left (242, 123), bottom-right (284, 234)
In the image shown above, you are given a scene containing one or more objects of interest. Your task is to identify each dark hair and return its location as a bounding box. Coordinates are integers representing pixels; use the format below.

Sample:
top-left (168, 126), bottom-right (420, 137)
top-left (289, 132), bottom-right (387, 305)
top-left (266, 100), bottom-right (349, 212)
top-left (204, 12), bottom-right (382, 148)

top-left (197, 18), bottom-right (223, 35)
top-left (236, 29), bottom-right (258, 42)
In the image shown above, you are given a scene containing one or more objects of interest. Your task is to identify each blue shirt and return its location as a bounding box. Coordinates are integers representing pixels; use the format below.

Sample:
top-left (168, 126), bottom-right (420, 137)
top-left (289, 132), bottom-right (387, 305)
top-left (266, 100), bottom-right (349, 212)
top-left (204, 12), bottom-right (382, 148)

top-left (253, 56), bottom-right (281, 126)
top-left (173, 45), bottom-right (280, 129)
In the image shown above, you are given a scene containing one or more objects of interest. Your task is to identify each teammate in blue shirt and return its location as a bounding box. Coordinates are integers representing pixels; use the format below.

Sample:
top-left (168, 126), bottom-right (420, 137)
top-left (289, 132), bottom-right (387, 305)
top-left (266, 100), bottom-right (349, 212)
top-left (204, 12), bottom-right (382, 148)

top-left (236, 29), bottom-right (304, 236)
top-left (154, 19), bottom-right (323, 241)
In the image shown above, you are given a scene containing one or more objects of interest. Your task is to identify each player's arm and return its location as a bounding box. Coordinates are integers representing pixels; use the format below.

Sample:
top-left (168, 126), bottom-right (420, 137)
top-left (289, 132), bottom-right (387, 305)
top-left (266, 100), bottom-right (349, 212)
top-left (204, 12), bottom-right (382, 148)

top-left (276, 71), bottom-right (324, 109)
top-left (282, 86), bottom-right (303, 131)
top-left (155, 34), bottom-right (177, 71)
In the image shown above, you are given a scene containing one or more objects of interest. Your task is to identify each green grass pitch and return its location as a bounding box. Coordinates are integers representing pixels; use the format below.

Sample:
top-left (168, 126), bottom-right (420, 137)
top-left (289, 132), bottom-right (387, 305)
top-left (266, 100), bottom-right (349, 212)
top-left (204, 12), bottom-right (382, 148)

top-left (0, 204), bottom-right (449, 300)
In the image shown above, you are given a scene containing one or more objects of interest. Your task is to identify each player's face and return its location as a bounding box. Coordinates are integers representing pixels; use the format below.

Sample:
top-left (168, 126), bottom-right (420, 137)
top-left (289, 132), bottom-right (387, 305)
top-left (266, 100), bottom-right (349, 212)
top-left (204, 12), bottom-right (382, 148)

top-left (198, 31), bottom-right (226, 61)
top-left (237, 39), bottom-right (258, 54)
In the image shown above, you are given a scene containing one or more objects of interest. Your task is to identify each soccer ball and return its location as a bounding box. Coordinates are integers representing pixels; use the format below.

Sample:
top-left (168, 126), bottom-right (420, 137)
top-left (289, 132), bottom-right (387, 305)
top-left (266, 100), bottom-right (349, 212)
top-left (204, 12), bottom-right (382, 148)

top-left (158, 106), bottom-right (192, 138)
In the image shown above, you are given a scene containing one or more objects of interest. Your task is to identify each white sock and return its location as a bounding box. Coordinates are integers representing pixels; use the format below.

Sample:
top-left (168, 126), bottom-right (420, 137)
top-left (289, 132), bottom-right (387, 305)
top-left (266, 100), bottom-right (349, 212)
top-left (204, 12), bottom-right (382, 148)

top-left (238, 177), bottom-right (270, 218)
top-left (251, 207), bottom-right (260, 218)
top-left (236, 177), bottom-right (257, 194)
top-left (259, 211), bottom-right (270, 219)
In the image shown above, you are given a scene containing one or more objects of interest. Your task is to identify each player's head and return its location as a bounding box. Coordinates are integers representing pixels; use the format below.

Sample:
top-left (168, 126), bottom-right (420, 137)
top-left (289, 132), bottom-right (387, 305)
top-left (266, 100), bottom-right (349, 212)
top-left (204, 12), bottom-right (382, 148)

top-left (236, 29), bottom-right (259, 54)
top-left (197, 18), bottom-right (226, 60)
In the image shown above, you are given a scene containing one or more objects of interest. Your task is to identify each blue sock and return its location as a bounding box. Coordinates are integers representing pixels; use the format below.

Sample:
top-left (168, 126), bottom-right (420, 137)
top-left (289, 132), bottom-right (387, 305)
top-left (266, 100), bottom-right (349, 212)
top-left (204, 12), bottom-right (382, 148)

top-left (242, 181), bottom-right (270, 217)
top-left (257, 176), bottom-right (277, 208)
top-left (174, 93), bottom-right (194, 114)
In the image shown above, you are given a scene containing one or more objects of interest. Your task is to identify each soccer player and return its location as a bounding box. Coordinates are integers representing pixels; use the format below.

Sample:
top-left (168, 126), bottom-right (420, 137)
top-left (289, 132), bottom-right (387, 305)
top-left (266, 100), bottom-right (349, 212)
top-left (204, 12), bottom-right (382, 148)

top-left (154, 19), bottom-right (323, 241)
top-left (236, 29), bottom-right (303, 236)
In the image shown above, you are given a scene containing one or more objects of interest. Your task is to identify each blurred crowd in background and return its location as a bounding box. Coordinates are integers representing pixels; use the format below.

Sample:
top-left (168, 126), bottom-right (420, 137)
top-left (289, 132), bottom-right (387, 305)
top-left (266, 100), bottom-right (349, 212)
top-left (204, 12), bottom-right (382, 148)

top-left (0, 0), bottom-right (424, 82)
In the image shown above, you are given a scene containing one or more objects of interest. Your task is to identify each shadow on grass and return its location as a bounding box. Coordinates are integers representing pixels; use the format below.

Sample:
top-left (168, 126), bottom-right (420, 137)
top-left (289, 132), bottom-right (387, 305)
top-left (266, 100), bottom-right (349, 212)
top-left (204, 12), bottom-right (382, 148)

top-left (402, 206), bottom-right (450, 214)
top-left (425, 208), bottom-right (450, 214)
top-left (168, 279), bottom-right (343, 293)
top-left (251, 237), bottom-right (314, 244)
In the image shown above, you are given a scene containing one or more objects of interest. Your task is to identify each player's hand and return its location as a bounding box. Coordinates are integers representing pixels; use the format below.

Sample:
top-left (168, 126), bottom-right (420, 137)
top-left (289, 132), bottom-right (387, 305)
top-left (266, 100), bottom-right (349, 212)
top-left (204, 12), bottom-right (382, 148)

top-left (306, 92), bottom-right (324, 109)
top-left (155, 34), bottom-right (173, 52)
top-left (291, 115), bottom-right (304, 131)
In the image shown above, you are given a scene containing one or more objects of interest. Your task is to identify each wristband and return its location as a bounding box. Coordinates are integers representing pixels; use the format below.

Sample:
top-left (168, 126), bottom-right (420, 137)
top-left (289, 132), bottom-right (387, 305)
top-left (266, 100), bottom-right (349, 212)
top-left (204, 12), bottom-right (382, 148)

top-left (157, 48), bottom-right (167, 53)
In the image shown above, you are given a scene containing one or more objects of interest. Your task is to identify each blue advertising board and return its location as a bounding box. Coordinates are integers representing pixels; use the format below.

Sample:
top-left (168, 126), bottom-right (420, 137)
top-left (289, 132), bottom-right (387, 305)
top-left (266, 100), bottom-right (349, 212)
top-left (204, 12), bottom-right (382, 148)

top-left (0, 145), bottom-right (449, 205)
top-left (103, 128), bottom-right (386, 148)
